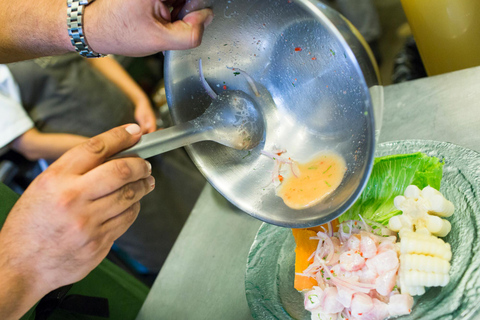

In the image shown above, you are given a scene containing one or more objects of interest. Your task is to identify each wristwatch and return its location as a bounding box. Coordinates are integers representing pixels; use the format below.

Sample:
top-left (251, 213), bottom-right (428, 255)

top-left (67, 0), bottom-right (105, 58)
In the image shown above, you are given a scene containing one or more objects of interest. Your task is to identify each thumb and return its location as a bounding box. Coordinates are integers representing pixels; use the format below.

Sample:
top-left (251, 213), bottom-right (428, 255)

top-left (166, 8), bottom-right (214, 50)
top-left (53, 124), bottom-right (143, 175)
top-left (183, 8), bottom-right (214, 27)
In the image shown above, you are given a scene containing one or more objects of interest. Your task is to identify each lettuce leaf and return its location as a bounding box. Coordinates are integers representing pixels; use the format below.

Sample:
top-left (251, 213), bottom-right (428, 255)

top-left (339, 152), bottom-right (444, 225)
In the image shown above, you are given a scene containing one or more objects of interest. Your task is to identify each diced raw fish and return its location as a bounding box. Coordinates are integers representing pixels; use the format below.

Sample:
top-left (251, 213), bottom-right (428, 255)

top-left (368, 290), bottom-right (389, 304)
top-left (360, 231), bottom-right (379, 245)
top-left (377, 241), bottom-right (395, 253)
top-left (387, 294), bottom-right (414, 316)
top-left (375, 269), bottom-right (397, 296)
top-left (304, 287), bottom-right (324, 311)
top-left (336, 284), bottom-right (356, 308)
top-left (298, 220), bottom-right (411, 320)
top-left (309, 311), bottom-right (339, 320)
top-left (366, 250), bottom-right (399, 275)
top-left (322, 287), bottom-right (344, 314)
top-left (360, 234), bottom-right (377, 258)
top-left (347, 235), bottom-right (361, 251)
top-left (340, 251), bottom-right (365, 271)
top-left (351, 293), bottom-right (374, 317)
top-left (331, 264), bottom-right (344, 277)
top-left (357, 298), bottom-right (389, 320)
top-left (354, 266), bottom-right (377, 284)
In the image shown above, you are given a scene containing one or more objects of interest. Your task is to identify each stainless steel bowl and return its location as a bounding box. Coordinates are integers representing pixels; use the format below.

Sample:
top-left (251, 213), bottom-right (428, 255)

top-left (164, 0), bottom-right (379, 228)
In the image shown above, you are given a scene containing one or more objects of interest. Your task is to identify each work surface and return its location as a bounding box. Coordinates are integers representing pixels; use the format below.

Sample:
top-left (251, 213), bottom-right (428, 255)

top-left (136, 66), bottom-right (480, 320)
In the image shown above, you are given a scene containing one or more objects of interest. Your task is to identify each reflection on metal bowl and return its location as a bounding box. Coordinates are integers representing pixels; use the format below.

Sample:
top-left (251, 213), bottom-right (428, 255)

top-left (164, 0), bottom-right (379, 227)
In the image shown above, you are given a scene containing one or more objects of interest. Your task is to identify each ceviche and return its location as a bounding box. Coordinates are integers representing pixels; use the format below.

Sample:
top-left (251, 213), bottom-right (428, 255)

top-left (292, 153), bottom-right (453, 320)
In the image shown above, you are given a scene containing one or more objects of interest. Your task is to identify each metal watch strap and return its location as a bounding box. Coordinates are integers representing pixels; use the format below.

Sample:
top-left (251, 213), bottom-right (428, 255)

top-left (67, 0), bottom-right (104, 58)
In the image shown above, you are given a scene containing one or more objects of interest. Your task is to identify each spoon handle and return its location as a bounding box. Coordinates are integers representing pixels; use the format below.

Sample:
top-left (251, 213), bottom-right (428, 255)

top-left (111, 121), bottom-right (211, 160)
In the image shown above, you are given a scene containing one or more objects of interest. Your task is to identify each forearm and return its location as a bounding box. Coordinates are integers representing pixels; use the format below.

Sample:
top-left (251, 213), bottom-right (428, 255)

top-left (0, 0), bottom-right (213, 63)
top-left (0, 274), bottom-right (41, 320)
top-left (0, 0), bottom-right (73, 63)
top-left (0, 266), bottom-right (43, 320)
top-left (0, 235), bottom-right (46, 320)
top-left (11, 128), bottom-right (88, 161)
top-left (87, 56), bottom-right (149, 104)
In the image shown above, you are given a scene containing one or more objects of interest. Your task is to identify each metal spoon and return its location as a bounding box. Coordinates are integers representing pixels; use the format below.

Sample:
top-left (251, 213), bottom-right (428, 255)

top-left (113, 90), bottom-right (265, 159)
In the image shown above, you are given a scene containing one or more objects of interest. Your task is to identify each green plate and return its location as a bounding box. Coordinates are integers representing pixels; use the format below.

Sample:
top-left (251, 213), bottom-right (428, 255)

top-left (245, 140), bottom-right (480, 320)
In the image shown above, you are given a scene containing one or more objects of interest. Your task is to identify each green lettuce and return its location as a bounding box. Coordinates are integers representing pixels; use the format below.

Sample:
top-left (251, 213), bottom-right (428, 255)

top-left (339, 152), bottom-right (444, 225)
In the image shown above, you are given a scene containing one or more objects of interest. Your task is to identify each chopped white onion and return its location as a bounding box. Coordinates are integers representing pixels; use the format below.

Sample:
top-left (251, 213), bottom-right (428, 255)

top-left (199, 58), bottom-right (217, 99)
top-left (226, 66), bottom-right (261, 97)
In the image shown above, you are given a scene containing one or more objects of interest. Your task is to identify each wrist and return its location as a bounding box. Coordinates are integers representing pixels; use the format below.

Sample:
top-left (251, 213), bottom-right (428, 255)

top-left (132, 92), bottom-right (151, 106)
top-left (0, 242), bottom-right (47, 319)
top-left (82, 0), bottom-right (111, 56)
top-left (67, 0), bottom-right (105, 57)
top-left (57, 0), bottom-right (76, 53)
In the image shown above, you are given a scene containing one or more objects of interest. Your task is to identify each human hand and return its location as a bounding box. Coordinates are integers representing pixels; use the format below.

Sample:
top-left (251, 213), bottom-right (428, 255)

top-left (135, 97), bottom-right (158, 134)
top-left (85, 0), bottom-right (214, 56)
top-left (0, 124), bottom-right (154, 313)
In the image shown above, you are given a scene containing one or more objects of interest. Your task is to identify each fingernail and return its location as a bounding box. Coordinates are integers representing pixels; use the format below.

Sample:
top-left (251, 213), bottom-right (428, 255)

top-left (205, 13), bottom-right (214, 27)
top-left (147, 175), bottom-right (155, 189)
top-left (145, 160), bottom-right (152, 173)
top-left (126, 124), bottom-right (141, 135)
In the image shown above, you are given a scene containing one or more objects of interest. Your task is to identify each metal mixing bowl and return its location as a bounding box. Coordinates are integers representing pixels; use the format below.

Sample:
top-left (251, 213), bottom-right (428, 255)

top-left (164, 0), bottom-right (380, 228)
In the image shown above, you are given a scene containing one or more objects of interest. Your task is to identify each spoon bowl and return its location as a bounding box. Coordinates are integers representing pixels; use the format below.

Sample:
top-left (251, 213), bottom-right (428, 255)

top-left (196, 90), bottom-right (265, 150)
top-left (114, 90), bottom-right (264, 159)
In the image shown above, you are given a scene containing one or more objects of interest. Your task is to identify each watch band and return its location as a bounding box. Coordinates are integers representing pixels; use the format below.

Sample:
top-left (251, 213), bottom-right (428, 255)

top-left (67, 0), bottom-right (105, 58)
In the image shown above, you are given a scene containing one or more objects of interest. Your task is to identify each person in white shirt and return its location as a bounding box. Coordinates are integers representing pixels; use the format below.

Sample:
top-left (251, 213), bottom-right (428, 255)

top-left (0, 65), bottom-right (34, 154)
top-left (0, 64), bottom-right (89, 161)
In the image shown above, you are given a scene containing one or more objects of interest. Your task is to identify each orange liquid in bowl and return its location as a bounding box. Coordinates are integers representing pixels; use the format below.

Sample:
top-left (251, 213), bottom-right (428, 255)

top-left (278, 153), bottom-right (346, 209)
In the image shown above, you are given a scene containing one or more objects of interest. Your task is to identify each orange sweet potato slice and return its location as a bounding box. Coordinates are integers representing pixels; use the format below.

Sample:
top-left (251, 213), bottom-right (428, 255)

top-left (292, 228), bottom-right (318, 291)
top-left (292, 219), bottom-right (340, 292)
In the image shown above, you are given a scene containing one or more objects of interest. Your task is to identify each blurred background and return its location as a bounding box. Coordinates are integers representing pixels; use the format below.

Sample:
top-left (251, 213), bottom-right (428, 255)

top-left (119, 0), bottom-right (419, 130)
top-left (372, 0), bottom-right (417, 85)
